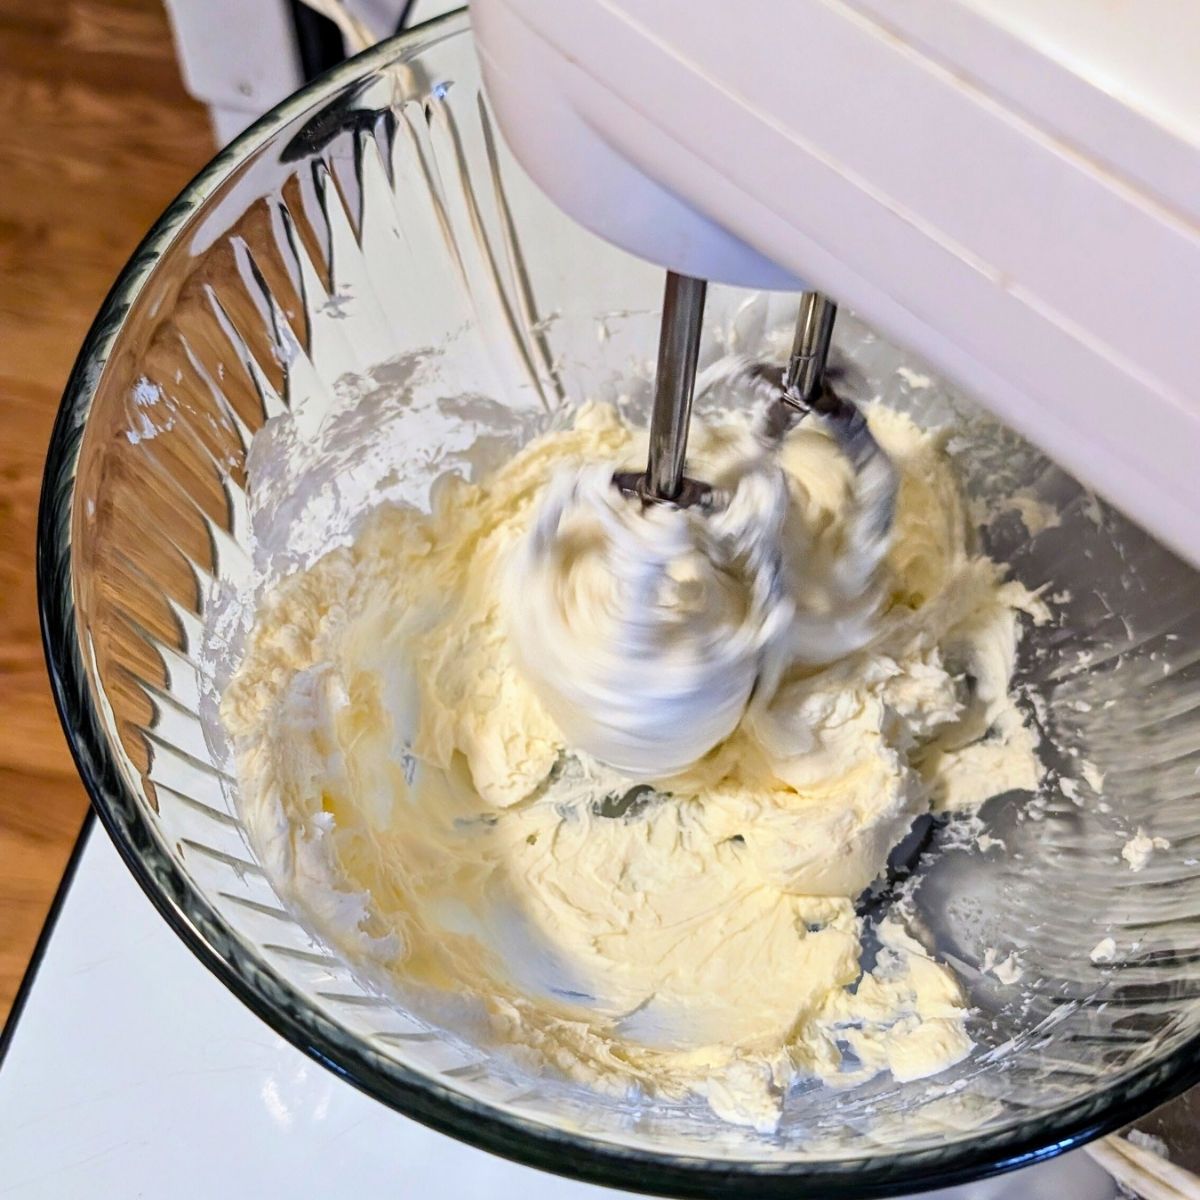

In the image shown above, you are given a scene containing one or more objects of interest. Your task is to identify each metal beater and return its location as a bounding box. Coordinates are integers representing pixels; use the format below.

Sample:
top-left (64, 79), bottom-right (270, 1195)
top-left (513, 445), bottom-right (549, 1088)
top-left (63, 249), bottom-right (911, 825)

top-left (613, 272), bottom-right (895, 546)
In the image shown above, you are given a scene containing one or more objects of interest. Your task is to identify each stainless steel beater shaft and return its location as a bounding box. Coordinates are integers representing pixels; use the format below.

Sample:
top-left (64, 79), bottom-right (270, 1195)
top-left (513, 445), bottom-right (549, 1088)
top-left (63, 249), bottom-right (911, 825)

top-left (749, 289), bottom-right (841, 445)
top-left (645, 271), bottom-right (707, 501)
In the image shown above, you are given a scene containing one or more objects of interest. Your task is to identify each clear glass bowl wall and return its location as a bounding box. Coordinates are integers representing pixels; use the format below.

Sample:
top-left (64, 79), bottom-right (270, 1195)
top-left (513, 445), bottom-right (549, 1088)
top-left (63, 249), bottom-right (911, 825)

top-left (41, 12), bottom-right (1200, 1197)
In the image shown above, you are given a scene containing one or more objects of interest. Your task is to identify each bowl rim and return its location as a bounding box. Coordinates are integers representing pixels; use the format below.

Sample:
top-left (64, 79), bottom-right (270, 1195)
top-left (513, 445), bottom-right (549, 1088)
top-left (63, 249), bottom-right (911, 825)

top-left (36, 9), bottom-right (1200, 1197)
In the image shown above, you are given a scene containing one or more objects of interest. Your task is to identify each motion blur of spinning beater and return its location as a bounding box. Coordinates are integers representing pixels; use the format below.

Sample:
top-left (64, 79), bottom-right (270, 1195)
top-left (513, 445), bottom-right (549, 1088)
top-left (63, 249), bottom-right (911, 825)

top-left (473, 0), bottom-right (1200, 567)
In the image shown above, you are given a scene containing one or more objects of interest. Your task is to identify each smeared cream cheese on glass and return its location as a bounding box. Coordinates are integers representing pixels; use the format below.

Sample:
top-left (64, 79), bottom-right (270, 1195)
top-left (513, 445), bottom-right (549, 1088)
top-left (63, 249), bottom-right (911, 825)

top-left (221, 400), bottom-right (1044, 1130)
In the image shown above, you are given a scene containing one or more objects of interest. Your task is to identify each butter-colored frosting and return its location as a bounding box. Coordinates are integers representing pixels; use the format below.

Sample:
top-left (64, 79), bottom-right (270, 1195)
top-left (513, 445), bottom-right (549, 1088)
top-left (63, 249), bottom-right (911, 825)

top-left (221, 401), bottom-right (1042, 1129)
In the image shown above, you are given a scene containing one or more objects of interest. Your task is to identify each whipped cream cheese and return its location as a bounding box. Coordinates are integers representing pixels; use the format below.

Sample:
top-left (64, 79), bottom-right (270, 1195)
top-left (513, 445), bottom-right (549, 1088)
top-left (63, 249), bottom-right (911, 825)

top-left (221, 400), bottom-right (1042, 1129)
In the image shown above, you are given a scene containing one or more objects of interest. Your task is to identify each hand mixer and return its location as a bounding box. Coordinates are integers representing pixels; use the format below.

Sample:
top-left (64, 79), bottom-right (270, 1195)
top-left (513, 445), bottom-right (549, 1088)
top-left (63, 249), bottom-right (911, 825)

top-left (482, 0), bottom-right (1200, 776)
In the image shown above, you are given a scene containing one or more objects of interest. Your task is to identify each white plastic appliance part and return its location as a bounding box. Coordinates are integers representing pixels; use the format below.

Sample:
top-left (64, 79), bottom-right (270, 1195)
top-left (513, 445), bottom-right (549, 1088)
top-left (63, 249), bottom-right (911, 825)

top-left (0, 827), bottom-right (1120, 1199)
top-left (472, 0), bottom-right (1200, 567)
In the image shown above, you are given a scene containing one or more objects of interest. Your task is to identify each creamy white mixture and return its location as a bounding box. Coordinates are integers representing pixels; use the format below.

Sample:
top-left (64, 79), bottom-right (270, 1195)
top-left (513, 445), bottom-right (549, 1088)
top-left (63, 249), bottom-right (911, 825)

top-left (221, 400), bottom-right (1043, 1129)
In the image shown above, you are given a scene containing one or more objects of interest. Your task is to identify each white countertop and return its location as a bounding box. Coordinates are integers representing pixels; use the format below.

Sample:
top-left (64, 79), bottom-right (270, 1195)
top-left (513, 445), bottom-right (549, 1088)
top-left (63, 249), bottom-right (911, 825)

top-left (0, 821), bottom-right (1118, 1200)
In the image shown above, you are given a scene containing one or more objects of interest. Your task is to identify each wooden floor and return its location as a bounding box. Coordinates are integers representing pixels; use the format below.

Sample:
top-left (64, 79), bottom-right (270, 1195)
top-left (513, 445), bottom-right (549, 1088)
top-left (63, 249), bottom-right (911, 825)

top-left (0, 0), bottom-right (213, 1018)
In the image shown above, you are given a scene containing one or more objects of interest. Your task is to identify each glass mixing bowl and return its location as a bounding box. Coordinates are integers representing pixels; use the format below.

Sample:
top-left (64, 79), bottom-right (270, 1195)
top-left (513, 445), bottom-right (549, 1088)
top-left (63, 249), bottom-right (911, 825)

top-left (38, 11), bottom-right (1200, 1197)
